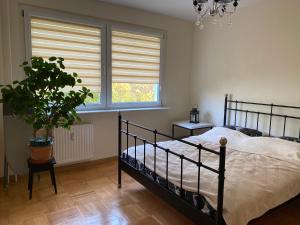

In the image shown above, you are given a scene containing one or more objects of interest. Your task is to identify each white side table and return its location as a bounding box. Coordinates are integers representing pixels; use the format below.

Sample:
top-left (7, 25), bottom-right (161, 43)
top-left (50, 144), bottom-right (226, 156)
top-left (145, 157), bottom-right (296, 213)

top-left (172, 121), bottom-right (214, 137)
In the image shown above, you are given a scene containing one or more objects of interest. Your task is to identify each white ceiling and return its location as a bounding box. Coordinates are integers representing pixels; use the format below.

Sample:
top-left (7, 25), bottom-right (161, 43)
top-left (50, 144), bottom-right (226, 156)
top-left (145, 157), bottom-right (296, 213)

top-left (98, 0), bottom-right (258, 21)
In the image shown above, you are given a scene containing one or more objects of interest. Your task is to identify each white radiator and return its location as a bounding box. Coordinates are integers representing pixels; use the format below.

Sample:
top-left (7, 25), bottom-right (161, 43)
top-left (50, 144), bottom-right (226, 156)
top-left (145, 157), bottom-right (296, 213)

top-left (53, 124), bottom-right (94, 165)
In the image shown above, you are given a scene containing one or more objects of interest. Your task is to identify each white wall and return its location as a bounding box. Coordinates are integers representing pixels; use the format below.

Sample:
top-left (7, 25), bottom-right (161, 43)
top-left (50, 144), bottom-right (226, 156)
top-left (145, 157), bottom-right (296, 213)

top-left (0, 0), bottom-right (194, 175)
top-left (191, 0), bottom-right (300, 137)
top-left (4, 0), bottom-right (300, 176)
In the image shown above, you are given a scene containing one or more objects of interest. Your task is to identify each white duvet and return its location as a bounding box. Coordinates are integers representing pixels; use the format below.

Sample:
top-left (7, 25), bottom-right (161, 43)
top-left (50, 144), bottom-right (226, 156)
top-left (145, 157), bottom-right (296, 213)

top-left (125, 127), bottom-right (300, 225)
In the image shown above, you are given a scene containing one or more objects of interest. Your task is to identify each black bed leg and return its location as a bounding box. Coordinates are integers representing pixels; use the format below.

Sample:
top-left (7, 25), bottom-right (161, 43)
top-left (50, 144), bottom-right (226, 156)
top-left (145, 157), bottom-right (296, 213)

top-left (216, 138), bottom-right (227, 225)
top-left (223, 94), bottom-right (228, 127)
top-left (118, 112), bottom-right (122, 188)
top-left (118, 161), bottom-right (122, 188)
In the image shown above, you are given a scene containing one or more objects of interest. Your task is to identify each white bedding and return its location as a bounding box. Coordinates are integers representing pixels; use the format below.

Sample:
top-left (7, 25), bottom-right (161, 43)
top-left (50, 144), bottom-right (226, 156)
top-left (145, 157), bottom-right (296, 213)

top-left (125, 127), bottom-right (300, 225)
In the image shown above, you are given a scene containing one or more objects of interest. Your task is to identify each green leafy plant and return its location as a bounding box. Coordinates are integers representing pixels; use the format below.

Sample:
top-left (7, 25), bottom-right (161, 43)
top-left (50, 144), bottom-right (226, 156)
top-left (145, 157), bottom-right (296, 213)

top-left (0, 56), bottom-right (93, 140)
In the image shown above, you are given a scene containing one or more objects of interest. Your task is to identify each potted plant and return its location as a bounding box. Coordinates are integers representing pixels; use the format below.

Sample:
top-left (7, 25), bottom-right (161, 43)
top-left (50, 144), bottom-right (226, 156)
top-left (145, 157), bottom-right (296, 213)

top-left (0, 56), bottom-right (93, 163)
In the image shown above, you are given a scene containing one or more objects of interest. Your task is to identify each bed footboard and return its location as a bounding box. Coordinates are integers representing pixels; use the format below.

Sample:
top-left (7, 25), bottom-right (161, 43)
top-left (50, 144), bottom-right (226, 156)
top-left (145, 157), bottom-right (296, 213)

top-left (117, 113), bottom-right (227, 225)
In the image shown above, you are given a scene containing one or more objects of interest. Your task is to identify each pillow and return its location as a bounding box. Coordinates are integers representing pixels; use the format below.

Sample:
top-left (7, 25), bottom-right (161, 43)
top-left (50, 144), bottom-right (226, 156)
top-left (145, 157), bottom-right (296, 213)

top-left (237, 127), bottom-right (263, 137)
top-left (223, 126), bottom-right (263, 137)
top-left (200, 127), bottom-right (249, 146)
top-left (280, 136), bottom-right (300, 143)
top-left (223, 125), bottom-right (237, 130)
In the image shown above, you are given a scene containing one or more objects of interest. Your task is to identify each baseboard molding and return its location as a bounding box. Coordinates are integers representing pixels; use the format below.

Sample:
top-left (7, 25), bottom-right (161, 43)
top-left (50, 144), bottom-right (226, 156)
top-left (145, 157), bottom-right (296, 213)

top-left (0, 174), bottom-right (17, 185)
top-left (0, 156), bottom-right (117, 182)
top-left (55, 156), bottom-right (117, 172)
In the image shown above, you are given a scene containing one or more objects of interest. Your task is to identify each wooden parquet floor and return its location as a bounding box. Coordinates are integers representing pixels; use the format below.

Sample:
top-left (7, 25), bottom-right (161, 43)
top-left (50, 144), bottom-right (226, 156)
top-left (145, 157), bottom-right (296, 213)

top-left (0, 158), bottom-right (300, 225)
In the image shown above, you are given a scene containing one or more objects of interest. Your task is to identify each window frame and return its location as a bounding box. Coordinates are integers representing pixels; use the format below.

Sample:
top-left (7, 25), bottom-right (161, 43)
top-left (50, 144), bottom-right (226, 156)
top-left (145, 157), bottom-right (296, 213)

top-left (23, 6), bottom-right (166, 111)
top-left (107, 23), bottom-right (166, 109)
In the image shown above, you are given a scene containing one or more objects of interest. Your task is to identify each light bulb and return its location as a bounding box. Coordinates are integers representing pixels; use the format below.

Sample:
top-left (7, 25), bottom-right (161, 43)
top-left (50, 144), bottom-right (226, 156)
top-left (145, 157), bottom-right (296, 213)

top-left (228, 13), bottom-right (233, 25)
top-left (219, 20), bottom-right (223, 28)
top-left (199, 21), bottom-right (204, 30)
top-left (212, 17), bottom-right (218, 25)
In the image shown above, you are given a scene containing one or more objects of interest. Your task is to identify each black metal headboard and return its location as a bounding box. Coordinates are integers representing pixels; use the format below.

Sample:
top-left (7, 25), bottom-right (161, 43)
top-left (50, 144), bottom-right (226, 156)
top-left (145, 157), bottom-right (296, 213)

top-left (223, 94), bottom-right (300, 139)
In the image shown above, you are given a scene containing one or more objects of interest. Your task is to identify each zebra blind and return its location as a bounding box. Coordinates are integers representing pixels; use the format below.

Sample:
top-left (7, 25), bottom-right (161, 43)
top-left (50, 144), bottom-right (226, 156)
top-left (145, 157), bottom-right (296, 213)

top-left (30, 17), bottom-right (101, 93)
top-left (112, 30), bottom-right (161, 84)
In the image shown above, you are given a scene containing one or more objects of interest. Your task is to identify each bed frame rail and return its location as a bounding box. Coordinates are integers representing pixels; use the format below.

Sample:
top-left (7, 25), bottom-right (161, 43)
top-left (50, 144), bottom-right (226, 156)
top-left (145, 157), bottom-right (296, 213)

top-left (118, 113), bottom-right (227, 225)
top-left (224, 94), bottom-right (300, 138)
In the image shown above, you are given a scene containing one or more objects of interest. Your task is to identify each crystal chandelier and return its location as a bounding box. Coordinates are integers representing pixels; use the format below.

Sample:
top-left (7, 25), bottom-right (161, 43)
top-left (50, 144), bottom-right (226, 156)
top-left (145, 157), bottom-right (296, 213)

top-left (193, 0), bottom-right (239, 29)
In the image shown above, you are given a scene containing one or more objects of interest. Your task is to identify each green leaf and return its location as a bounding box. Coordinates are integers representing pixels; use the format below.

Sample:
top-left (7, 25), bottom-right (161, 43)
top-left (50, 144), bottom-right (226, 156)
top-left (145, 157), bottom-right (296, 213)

top-left (49, 56), bottom-right (57, 61)
top-left (58, 62), bottom-right (65, 69)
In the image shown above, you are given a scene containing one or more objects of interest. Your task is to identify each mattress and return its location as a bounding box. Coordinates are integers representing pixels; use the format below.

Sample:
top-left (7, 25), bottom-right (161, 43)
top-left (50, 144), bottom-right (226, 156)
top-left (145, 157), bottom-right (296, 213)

top-left (123, 127), bottom-right (300, 225)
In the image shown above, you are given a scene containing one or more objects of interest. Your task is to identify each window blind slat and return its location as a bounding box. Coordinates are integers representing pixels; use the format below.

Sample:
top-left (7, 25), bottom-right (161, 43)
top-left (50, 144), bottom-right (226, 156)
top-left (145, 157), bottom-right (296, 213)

top-left (112, 61), bottom-right (159, 70)
top-left (64, 86), bottom-right (100, 92)
top-left (31, 17), bottom-right (102, 95)
top-left (112, 53), bottom-right (159, 64)
top-left (112, 31), bottom-right (160, 43)
top-left (31, 22), bottom-right (100, 38)
top-left (112, 59), bottom-right (159, 65)
top-left (66, 66), bottom-right (101, 71)
top-left (112, 47), bottom-right (160, 57)
top-left (32, 51), bottom-right (100, 61)
top-left (32, 42), bottom-right (101, 54)
top-left (32, 48), bottom-right (100, 61)
top-left (65, 69), bottom-right (101, 77)
top-left (112, 67), bottom-right (159, 73)
top-left (31, 18), bottom-right (100, 36)
top-left (32, 29), bottom-right (100, 45)
top-left (113, 76), bottom-right (159, 84)
top-left (31, 35), bottom-right (100, 46)
top-left (32, 39), bottom-right (101, 54)
top-left (112, 38), bottom-right (160, 50)
top-left (112, 69), bottom-right (159, 76)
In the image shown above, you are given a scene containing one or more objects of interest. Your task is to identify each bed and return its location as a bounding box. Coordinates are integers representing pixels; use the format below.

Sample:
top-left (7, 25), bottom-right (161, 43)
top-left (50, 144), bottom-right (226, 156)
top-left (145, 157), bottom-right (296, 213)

top-left (117, 95), bottom-right (300, 225)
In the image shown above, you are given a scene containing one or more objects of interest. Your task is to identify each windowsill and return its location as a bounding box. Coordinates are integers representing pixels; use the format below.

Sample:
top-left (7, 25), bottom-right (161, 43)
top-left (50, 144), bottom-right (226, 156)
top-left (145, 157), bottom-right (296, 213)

top-left (77, 106), bottom-right (170, 114)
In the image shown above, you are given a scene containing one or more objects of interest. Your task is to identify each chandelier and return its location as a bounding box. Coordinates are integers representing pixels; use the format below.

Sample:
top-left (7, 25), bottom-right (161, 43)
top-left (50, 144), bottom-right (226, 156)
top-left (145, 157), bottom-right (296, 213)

top-left (193, 0), bottom-right (239, 29)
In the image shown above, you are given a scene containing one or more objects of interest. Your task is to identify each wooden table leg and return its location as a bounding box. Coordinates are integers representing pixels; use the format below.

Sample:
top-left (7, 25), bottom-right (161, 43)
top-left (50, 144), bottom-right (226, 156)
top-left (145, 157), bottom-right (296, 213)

top-left (172, 125), bottom-right (175, 139)
top-left (29, 170), bottom-right (33, 200)
top-left (27, 169), bottom-right (31, 191)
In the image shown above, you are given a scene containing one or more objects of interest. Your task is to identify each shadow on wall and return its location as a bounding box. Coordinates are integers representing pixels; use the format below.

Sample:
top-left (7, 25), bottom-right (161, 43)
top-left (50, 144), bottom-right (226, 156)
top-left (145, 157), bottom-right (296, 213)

top-left (4, 116), bottom-right (32, 175)
top-left (202, 112), bottom-right (212, 124)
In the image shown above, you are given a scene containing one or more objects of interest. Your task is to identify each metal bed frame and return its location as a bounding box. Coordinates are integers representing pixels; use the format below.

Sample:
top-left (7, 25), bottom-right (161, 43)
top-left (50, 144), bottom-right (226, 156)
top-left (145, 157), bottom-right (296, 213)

top-left (118, 95), bottom-right (300, 225)
top-left (118, 114), bottom-right (227, 225)
top-left (224, 94), bottom-right (300, 138)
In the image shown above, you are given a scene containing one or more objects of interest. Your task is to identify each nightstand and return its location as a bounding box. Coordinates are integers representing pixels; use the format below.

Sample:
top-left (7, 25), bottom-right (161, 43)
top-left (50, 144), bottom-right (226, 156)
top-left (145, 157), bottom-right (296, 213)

top-left (172, 121), bottom-right (214, 138)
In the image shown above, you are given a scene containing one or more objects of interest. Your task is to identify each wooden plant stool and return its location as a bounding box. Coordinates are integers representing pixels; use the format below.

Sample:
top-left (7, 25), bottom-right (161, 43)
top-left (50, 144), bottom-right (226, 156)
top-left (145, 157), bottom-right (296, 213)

top-left (27, 157), bottom-right (57, 200)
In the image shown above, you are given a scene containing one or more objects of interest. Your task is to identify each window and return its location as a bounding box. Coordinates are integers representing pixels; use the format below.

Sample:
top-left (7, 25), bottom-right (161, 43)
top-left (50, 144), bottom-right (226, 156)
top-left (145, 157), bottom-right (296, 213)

top-left (24, 9), bottom-right (165, 110)
top-left (111, 30), bottom-right (161, 104)
top-left (29, 17), bottom-right (103, 105)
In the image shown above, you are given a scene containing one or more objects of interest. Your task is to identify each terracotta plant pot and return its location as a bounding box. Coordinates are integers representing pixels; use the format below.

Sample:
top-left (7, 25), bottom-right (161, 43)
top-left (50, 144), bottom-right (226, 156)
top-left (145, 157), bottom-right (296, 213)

top-left (29, 144), bottom-right (53, 164)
